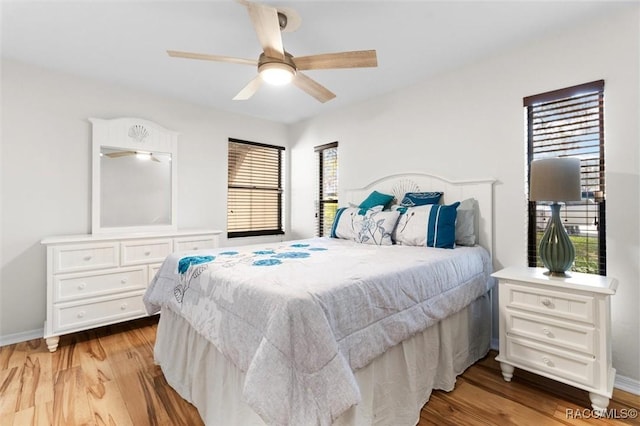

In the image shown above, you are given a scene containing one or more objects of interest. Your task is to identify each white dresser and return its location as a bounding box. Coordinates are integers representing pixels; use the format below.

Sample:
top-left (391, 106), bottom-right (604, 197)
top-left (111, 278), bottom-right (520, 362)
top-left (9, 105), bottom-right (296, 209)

top-left (41, 229), bottom-right (221, 352)
top-left (492, 266), bottom-right (617, 413)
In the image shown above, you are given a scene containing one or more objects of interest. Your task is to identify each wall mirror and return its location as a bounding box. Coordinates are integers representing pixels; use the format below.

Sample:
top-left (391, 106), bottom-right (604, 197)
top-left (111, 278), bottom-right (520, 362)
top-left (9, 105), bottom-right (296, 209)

top-left (90, 117), bottom-right (178, 234)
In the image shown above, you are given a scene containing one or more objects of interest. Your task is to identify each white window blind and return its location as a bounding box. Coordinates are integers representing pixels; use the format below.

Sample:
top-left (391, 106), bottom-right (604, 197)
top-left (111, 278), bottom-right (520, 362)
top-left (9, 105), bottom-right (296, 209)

top-left (228, 139), bottom-right (284, 238)
top-left (525, 80), bottom-right (606, 275)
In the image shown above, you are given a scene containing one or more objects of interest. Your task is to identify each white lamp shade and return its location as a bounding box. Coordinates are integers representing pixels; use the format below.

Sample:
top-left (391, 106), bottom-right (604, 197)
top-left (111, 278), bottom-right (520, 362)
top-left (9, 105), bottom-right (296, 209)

top-left (530, 157), bottom-right (582, 202)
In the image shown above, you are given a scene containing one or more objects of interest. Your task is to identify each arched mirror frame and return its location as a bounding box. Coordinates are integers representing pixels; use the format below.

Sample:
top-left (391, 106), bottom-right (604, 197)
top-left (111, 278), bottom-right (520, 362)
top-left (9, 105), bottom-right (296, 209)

top-left (90, 117), bottom-right (178, 234)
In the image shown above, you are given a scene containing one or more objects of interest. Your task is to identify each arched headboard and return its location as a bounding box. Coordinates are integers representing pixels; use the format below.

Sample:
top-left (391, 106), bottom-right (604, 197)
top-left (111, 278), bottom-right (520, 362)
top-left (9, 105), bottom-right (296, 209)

top-left (344, 173), bottom-right (496, 258)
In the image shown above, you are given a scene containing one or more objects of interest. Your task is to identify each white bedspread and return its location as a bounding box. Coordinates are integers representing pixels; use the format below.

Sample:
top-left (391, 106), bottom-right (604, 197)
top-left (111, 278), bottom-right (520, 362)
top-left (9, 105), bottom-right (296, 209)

top-left (143, 237), bottom-right (493, 426)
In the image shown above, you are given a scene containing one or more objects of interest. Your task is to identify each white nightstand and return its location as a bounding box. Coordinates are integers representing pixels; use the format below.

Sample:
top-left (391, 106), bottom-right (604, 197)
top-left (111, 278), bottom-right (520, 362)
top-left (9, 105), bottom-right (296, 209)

top-left (492, 266), bottom-right (617, 413)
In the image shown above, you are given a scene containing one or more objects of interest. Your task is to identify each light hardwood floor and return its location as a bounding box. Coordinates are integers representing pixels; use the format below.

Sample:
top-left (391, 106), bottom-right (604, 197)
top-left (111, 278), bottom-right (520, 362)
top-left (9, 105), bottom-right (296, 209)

top-left (1, 317), bottom-right (638, 426)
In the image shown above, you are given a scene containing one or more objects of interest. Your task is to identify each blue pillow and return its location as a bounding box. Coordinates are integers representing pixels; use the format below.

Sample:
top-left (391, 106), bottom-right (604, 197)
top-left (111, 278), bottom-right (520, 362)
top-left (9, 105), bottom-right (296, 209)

top-left (401, 192), bottom-right (443, 207)
top-left (426, 202), bottom-right (459, 248)
top-left (359, 190), bottom-right (395, 211)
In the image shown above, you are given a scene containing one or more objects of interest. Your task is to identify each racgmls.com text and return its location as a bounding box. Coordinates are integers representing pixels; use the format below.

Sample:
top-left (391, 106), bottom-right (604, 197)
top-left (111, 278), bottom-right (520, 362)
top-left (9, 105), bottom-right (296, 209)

top-left (565, 408), bottom-right (638, 419)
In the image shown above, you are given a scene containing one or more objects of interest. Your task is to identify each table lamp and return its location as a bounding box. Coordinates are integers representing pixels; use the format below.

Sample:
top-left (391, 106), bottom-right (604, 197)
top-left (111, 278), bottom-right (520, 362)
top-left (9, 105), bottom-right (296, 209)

top-left (529, 157), bottom-right (582, 276)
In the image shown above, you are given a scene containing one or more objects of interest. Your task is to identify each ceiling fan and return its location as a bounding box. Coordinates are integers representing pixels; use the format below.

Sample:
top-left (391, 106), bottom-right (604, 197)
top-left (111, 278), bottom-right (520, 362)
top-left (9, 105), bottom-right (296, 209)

top-left (167, 0), bottom-right (378, 103)
top-left (103, 151), bottom-right (162, 162)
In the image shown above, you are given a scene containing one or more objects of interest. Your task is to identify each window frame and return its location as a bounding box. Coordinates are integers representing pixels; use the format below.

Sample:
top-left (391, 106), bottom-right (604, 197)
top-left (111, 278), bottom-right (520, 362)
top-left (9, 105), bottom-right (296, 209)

top-left (525, 80), bottom-right (606, 275)
top-left (315, 141), bottom-right (338, 237)
top-left (227, 138), bottom-right (285, 239)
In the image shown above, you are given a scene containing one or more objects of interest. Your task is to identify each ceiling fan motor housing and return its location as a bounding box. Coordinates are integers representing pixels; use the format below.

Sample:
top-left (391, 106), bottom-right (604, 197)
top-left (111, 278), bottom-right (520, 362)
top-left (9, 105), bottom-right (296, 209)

top-left (257, 52), bottom-right (297, 85)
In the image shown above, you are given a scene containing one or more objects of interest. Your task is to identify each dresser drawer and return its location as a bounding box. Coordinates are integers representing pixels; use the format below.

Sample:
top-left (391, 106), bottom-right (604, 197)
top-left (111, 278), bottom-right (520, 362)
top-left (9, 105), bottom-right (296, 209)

top-left (149, 263), bottom-right (162, 282)
top-left (506, 336), bottom-right (595, 387)
top-left (54, 267), bottom-right (147, 302)
top-left (121, 239), bottom-right (172, 265)
top-left (505, 309), bottom-right (595, 355)
top-left (52, 243), bottom-right (119, 274)
top-left (53, 293), bottom-right (147, 332)
top-left (174, 236), bottom-right (218, 252)
top-left (503, 282), bottom-right (595, 324)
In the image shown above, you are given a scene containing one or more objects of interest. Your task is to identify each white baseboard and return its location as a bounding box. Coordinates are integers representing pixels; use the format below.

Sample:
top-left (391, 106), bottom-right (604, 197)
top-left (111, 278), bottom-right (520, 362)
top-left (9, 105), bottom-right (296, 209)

top-left (615, 374), bottom-right (640, 395)
top-left (0, 328), bottom-right (43, 347)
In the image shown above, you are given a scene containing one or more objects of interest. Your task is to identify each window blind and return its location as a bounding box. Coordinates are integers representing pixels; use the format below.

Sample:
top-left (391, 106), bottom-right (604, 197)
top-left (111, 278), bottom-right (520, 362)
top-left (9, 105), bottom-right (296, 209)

top-left (228, 139), bottom-right (284, 238)
top-left (525, 80), bottom-right (606, 275)
top-left (315, 142), bottom-right (338, 237)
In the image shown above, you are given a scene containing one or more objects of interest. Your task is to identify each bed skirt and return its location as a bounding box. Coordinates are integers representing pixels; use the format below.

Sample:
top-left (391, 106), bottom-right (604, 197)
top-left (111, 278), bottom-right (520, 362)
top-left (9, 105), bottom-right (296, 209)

top-left (154, 291), bottom-right (492, 426)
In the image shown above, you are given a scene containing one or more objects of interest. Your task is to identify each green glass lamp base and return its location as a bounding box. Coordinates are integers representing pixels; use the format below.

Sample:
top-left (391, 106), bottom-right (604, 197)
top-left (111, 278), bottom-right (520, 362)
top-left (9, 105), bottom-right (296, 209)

top-left (539, 203), bottom-right (575, 276)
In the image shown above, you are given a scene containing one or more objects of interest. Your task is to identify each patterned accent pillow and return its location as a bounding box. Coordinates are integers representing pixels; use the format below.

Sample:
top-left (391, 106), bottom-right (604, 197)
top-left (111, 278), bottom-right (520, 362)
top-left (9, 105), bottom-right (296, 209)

top-left (394, 202), bottom-right (460, 248)
top-left (331, 207), bottom-right (400, 246)
top-left (356, 209), bottom-right (401, 246)
top-left (330, 207), bottom-right (365, 240)
top-left (400, 191), bottom-right (443, 207)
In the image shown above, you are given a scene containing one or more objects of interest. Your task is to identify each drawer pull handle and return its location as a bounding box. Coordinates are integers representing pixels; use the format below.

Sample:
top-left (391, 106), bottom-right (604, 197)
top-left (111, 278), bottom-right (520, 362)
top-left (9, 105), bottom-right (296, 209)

top-left (541, 298), bottom-right (553, 308)
top-left (192, 246), bottom-right (198, 250)
top-left (121, 278), bottom-right (128, 284)
top-left (83, 255), bottom-right (92, 261)
top-left (144, 251), bottom-right (151, 256)
top-left (77, 310), bottom-right (86, 318)
top-left (542, 356), bottom-right (554, 367)
top-left (120, 303), bottom-right (128, 310)
top-left (542, 327), bottom-right (553, 337)
top-left (78, 283), bottom-right (87, 290)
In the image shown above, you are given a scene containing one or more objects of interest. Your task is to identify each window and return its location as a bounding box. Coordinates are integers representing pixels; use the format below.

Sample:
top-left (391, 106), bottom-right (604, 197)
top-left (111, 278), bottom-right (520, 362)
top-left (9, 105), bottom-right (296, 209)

top-left (315, 142), bottom-right (338, 237)
top-left (227, 138), bottom-right (284, 238)
top-left (525, 80), bottom-right (606, 275)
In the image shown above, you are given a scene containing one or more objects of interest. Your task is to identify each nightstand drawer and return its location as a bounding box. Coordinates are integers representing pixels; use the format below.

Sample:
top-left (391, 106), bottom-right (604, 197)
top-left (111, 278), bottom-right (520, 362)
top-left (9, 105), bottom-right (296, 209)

top-left (54, 267), bottom-right (147, 302)
top-left (121, 239), bottom-right (173, 265)
top-left (53, 293), bottom-right (147, 331)
top-left (505, 310), bottom-right (595, 355)
top-left (53, 243), bottom-right (119, 274)
top-left (503, 282), bottom-right (595, 324)
top-left (506, 336), bottom-right (595, 387)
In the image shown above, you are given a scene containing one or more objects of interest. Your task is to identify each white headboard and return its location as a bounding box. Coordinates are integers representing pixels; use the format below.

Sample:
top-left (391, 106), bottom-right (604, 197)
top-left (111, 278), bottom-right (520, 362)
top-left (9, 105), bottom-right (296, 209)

top-left (344, 173), bottom-right (496, 257)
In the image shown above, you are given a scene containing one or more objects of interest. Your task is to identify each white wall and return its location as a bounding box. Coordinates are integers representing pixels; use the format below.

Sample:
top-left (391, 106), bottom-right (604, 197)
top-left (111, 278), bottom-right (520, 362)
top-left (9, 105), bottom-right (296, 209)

top-left (0, 60), bottom-right (289, 337)
top-left (289, 7), bottom-right (640, 382)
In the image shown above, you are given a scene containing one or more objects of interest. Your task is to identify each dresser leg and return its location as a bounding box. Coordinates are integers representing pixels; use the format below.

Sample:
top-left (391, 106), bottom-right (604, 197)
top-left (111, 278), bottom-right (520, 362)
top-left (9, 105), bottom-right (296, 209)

top-left (45, 336), bottom-right (60, 352)
top-left (499, 362), bottom-right (515, 382)
top-left (588, 392), bottom-right (610, 415)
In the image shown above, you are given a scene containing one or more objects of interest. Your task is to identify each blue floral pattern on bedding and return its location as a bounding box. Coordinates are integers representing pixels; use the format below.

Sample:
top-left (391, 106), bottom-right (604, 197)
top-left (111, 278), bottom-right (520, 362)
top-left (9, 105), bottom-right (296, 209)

top-left (178, 255), bottom-right (215, 274)
top-left (273, 252), bottom-right (310, 259)
top-left (173, 243), bottom-right (329, 302)
top-left (254, 258), bottom-right (283, 266)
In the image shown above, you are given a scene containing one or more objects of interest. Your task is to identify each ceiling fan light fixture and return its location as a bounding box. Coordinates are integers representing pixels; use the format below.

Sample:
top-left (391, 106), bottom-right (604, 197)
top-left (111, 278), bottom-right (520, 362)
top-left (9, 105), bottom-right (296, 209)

top-left (259, 62), bottom-right (296, 85)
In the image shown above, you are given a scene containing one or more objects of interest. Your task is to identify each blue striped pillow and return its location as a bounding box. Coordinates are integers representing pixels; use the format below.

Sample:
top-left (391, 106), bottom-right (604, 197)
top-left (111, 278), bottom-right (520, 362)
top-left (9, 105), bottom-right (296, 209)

top-left (425, 202), bottom-right (460, 248)
top-left (393, 202), bottom-right (460, 248)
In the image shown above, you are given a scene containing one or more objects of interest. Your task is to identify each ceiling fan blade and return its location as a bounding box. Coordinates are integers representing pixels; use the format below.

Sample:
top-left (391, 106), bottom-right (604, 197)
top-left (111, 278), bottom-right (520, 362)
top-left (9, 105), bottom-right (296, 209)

top-left (292, 72), bottom-right (336, 103)
top-left (246, 1), bottom-right (285, 60)
top-left (233, 75), bottom-right (263, 100)
top-left (293, 50), bottom-right (378, 70)
top-left (167, 50), bottom-right (257, 66)
top-left (104, 150), bottom-right (136, 158)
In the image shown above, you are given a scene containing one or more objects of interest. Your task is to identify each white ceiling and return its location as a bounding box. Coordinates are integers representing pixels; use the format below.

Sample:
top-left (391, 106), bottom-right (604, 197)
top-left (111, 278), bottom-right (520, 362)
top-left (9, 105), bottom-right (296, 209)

top-left (1, 1), bottom-right (632, 124)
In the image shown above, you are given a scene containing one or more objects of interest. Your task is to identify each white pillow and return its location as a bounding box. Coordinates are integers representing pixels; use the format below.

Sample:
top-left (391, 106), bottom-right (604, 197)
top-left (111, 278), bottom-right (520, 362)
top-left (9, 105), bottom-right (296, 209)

top-left (356, 209), bottom-right (400, 246)
top-left (393, 203), bottom-right (460, 248)
top-left (331, 206), bottom-right (399, 246)
top-left (330, 207), bottom-right (364, 240)
top-left (455, 198), bottom-right (477, 246)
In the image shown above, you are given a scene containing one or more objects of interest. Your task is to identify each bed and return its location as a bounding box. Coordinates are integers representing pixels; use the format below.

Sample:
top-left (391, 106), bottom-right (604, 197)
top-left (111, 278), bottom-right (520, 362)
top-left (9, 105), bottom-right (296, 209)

top-left (144, 173), bottom-right (496, 426)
